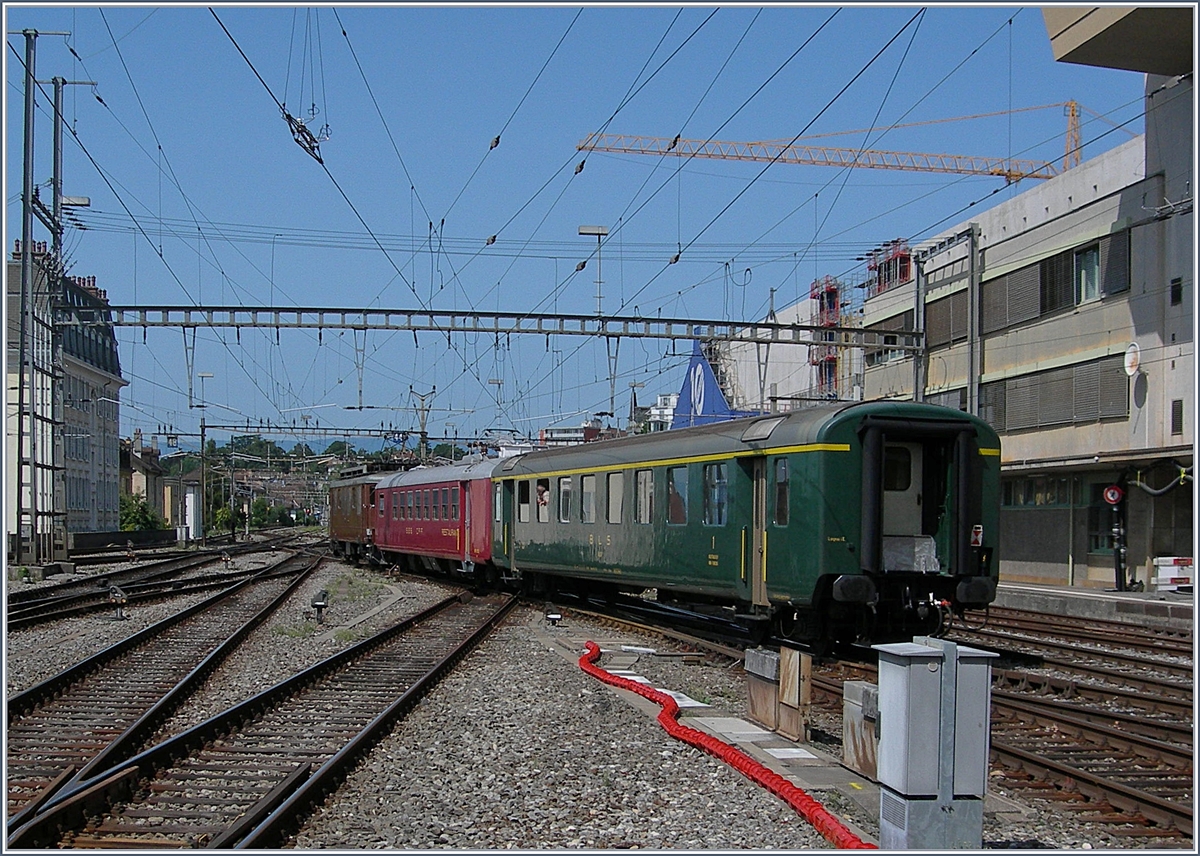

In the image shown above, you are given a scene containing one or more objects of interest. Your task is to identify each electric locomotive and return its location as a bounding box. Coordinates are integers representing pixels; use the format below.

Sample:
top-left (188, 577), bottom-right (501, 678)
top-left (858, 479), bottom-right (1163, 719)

top-left (328, 468), bottom-right (385, 563)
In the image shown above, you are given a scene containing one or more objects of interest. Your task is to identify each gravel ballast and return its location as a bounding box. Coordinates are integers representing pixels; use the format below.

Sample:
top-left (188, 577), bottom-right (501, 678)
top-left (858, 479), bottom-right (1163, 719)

top-left (7, 556), bottom-right (1191, 849)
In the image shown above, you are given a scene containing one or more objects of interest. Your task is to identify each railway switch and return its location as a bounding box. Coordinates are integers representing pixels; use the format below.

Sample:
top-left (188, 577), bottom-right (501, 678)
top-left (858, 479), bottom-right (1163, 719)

top-left (312, 590), bottom-right (329, 624)
top-left (871, 637), bottom-right (997, 850)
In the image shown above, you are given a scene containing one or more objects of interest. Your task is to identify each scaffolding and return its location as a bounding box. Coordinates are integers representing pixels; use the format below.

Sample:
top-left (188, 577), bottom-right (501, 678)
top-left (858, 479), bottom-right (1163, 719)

top-left (809, 276), bottom-right (841, 398)
top-left (866, 239), bottom-right (914, 298)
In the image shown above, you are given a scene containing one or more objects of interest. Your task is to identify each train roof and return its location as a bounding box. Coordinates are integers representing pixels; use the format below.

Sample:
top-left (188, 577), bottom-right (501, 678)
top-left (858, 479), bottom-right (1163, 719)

top-left (327, 472), bottom-right (387, 488)
top-left (377, 457), bottom-right (502, 490)
top-left (497, 400), bottom-right (998, 477)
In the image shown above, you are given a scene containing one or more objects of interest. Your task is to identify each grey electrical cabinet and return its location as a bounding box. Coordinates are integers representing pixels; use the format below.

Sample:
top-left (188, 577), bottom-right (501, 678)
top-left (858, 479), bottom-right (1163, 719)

top-left (872, 637), bottom-right (997, 850)
top-left (874, 642), bottom-right (942, 796)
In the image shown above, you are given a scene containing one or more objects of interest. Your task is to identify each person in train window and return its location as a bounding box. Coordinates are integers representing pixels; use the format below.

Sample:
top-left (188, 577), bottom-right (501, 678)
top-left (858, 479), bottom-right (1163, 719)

top-left (667, 475), bottom-right (686, 525)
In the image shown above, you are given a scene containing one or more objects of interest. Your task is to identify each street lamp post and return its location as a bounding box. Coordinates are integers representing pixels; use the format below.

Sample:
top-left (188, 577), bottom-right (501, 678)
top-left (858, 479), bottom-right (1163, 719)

top-left (196, 372), bottom-right (213, 546)
top-left (579, 225), bottom-right (608, 316)
top-left (197, 372), bottom-right (213, 409)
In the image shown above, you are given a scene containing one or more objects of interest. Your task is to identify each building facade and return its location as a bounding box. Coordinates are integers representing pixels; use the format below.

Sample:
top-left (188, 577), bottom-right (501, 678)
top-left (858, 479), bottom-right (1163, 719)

top-left (7, 248), bottom-right (125, 561)
top-left (860, 61), bottom-right (1192, 588)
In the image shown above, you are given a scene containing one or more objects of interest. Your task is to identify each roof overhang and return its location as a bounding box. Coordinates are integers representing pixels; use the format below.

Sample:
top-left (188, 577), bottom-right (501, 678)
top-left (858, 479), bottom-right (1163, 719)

top-left (1043, 6), bottom-right (1193, 76)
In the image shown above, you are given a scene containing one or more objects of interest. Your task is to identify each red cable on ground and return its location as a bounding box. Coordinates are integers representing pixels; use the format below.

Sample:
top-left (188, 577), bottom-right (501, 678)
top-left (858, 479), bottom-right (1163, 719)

top-left (579, 640), bottom-right (876, 850)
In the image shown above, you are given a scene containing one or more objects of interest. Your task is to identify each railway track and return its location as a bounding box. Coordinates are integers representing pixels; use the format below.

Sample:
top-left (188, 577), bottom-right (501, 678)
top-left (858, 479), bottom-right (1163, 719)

top-left (7, 552), bottom-right (224, 607)
top-left (812, 642), bottom-right (1194, 840)
top-left (5, 566), bottom-right (269, 629)
top-left (8, 591), bottom-right (517, 849)
top-left (966, 606), bottom-right (1193, 657)
top-left (990, 696), bottom-right (1192, 839)
top-left (5, 552), bottom-right (319, 833)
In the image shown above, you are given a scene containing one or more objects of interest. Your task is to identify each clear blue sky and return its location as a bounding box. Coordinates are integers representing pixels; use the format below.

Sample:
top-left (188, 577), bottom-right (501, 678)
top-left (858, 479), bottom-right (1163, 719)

top-left (5, 4), bottom-right (1147, 450)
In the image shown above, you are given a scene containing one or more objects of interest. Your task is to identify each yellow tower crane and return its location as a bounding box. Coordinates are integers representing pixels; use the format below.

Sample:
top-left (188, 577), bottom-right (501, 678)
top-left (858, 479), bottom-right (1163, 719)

top-left (579, 102), bottom-right (1089, 183)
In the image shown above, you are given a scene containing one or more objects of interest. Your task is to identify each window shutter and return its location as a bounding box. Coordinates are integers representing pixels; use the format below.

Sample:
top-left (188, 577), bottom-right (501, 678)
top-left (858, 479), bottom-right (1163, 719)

top-left (981, 274), bottom-right (1008, 334)
top-left (926, 295), bottom-right (952, 348)
top-left (950, 289), bottom-right (968, 343)
top-left (1008, 266), bottom-right (1040, 325)
top-left (1038, 367), bottom-right (1075, 426)
top-left (1040, 251), bottom-right (1073, 314)
top-left (1005, 375), bottom-right (1039, 431)
top-left (1100, 230), bottom-right (1130, 296)
top-left (1073, 361), bottom-right (1099, 421)
top-left (1097, 356), bottom-right (1128, 418)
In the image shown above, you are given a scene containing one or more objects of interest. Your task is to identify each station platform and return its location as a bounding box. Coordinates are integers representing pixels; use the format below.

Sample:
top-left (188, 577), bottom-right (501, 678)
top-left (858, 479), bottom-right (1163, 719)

top-left (993, 581), bottom-right (1194, 631)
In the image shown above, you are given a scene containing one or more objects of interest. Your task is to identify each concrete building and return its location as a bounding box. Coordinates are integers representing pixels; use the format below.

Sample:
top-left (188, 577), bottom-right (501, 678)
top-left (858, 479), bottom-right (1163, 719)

top-left (856, 12), bottom-right (1193, 588)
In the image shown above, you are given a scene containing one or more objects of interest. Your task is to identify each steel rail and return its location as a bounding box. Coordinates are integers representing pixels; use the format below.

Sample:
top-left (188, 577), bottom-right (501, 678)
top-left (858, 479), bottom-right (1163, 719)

top-left (982, 606), bottom-right (1193, 653)
top-left (6, 554), bottom-right (318, 836)
top-left (949, 626), bottom-right (1195, 685)
top-left (953, 615), bottom-right (1193, 661)
top-left (990, 733), bottom-right (1192, 837)
top-left (8, 592), bottom-right (516, 849)
top-left (992, 667), bottom-right (1193, 719)
top-left (5, 568), bottom-right (263, 629)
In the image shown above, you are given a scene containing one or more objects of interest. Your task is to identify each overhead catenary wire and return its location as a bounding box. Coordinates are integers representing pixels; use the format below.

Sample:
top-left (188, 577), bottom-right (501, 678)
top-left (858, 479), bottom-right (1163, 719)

top-left (449, 8), bottom-right (721, 319)
top-left (11, 33), bottom-right (365, 422)
top-left (437, 7), bottom-right (582, 226)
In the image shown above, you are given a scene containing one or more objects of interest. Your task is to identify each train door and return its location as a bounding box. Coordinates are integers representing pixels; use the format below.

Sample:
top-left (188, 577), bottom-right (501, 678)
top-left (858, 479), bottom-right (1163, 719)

top-left (501, 479), bottom-right (515, 568)
top-left (749, 458), bottom-right (769, 607)
top-left (882, 442), bottom-right (923, 536)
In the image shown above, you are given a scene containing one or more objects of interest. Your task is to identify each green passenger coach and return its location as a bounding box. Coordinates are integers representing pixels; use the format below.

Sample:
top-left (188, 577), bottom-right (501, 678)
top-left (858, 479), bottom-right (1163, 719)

top-left (491, 400), bottom-right (1000, 645)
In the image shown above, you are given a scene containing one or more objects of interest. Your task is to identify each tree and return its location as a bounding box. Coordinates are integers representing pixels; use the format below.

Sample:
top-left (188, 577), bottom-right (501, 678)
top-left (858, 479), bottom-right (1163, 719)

top-left (250, 496), bottom-right (272, 528)
top-left (324, 440), bottom-right (354, 457)
top-left (120, 492), bottom-right (167, 531)
top-left (432, 443), bottom-right (466, 461)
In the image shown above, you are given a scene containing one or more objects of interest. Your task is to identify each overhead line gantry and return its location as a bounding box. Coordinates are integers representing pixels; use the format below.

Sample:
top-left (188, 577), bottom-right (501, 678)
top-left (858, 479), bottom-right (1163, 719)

top-left (55, 304), bottom-right (922, 352)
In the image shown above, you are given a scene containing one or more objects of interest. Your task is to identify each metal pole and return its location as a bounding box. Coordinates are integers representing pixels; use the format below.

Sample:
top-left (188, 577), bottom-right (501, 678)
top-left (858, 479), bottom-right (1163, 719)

top-left (17, 30), bottom-right (37, 565)
top-left (595, 234), bottom-right (603, 316)
top-left (51, 77), bottom-right (63, 255)
top-left (200, 417), bottom-right (207, 547)
top-left (912, 256), bottom-right (926, 402)
top-left (966, 222), bottom-right (981, 416)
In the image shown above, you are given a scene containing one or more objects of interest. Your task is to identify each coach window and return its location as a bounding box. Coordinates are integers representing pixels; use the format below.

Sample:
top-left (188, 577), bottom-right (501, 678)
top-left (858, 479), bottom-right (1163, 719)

top-left (441, 487), bottom-right (449, 521)
top-left (581, 475), bottom-right (597, 523)
top-left (666, 466), bottom-right (688, 525)
top-left (494, 483), bottom-right (502, 523)
top-left (432, 488), bottom-right (441, 520)
top-left (517, 480), bottom-right (532, 523)
top-left (773, 458), bottom-right (789, 526)
top-left (451, 487), bottom-right (460, 521)
top-left (606, 472), bottom-right (624, 524)
top-left (423, 489), bottom-right (432, 519)
top-left (391, 491), bottom-right (399, 520)
top-left (536, 478), bottom-right (550, 523)
top-left (703, 463), bottom-right (727, 526)
top-left (407, 492), bottom-right (415, 520)
top-left (558, 477), bottom-right (573, 522)
top-left (381, 492), bottom-right (388, 518)
top-left (635, 469), bottom-right (653, 524)
top-left (883, 447), bottom-right (911, 491)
